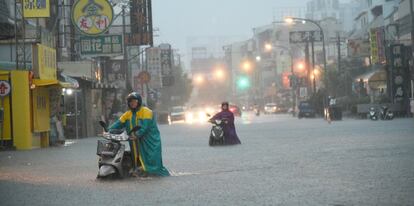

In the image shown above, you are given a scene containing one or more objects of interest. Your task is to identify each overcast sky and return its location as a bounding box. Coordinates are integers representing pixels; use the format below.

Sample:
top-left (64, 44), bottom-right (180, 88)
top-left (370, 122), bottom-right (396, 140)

top-left (151, 1), bottom-right (307, 64)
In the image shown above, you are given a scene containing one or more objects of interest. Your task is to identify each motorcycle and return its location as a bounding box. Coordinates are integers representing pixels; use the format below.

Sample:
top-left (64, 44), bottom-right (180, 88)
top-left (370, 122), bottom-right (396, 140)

top-left (368, 107), bottom-right (378, 120)
top-left (254, 107), bottom-right (260, 116)
top-left (380, 106), bottom-right (394, 120)
top-left (96, 121), bottom-right (140, 179)
top-left (208, 118), bottom-right (228, 146)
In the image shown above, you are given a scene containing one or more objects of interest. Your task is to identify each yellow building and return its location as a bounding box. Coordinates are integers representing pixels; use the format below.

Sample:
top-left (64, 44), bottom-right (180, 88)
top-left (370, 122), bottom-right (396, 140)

top-left (0, 44), bottom-right (63, 150)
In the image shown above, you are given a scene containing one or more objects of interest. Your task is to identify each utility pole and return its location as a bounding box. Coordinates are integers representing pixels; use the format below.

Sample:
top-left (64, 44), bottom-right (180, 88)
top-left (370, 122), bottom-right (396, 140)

top-left (337, 32), bottom-right (341, 72)
top-left (14, 0), bottom-right (27, 70)
top-left (410, 0), bottom-right (414, 113)
top-left (122, 6), bottom-right (131, 92)
top-left (311, 39), bottom-right (316, 94)
top-left (305, 41), bottom-right (311, 97)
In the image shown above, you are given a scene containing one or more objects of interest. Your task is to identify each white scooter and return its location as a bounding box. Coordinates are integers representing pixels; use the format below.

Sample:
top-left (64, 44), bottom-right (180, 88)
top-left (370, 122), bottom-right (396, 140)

top-left (96, 121), bottom-right (140, 179)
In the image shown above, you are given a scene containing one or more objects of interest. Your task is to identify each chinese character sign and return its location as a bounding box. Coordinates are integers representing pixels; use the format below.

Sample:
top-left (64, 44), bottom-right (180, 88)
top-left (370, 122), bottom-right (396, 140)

top-left (23, 0), bottom-right (50, 17)
top-left (289, 31), bottom-right (322, 43)
top-left (129, 0), bottom-right (153, 46)
top-left (390, 44), bottom-right (408, 103)
top-left (37, 44), bottom-right (57, 80)
top-left (71, 0), bottom-right (113, 36)
top-left (0, 81), bottom-right (11, 97)
top-left (370, 28), bottom-right (385, 64)
top-left (106, 60), bottom-right (126, 89)
top-left (80, 35), bottom-right (123, 56)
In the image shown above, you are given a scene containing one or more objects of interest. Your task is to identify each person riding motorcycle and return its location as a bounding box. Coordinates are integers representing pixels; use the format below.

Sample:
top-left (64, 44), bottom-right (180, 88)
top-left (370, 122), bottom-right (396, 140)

top-left (108, 92), bottom-right (170, 176)
top-left (253, 103), bottom-right (260, 116)
top-left (209, 102), bottom-right (241, 145)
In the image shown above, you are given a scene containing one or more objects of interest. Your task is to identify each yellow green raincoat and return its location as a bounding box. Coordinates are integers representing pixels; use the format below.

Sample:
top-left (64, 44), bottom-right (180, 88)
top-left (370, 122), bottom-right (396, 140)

top-left (109, 106), bottom-right (169, 176)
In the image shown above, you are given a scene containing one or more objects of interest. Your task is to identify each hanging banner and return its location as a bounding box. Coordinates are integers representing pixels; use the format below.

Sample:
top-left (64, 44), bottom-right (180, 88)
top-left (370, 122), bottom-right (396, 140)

top-left (71, 0), bottom-right (114, 36)
top-left (370, 27), bottom-right (385, 64)
top-left (36, 44), bottom-right (57, 80)
top-left (390, 44), bottom-right (408, 103)
top-left (128, 0), bottom-right (153, 46)
top-left (106, 60), bottom-right (126, 89)
top-left (348, 39), bottom-right (370, 58)
top-left (32, 87), bottom-right (50, 132)
top-left (23, 0), bottom-right (50, 18)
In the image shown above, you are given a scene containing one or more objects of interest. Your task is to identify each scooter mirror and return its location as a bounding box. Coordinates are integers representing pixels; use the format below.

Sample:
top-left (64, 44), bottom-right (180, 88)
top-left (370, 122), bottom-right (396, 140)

top-left (99, 121), bottom-right (108, 132)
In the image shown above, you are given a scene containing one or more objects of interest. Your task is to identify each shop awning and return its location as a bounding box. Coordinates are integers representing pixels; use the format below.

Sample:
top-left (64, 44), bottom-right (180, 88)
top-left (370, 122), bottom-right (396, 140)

top-left (33, 79), bottom-right (59, 86)
top-left (33, 73), bottom-right (79, 88)
top-left (59, 73), bottom-right (79, 89)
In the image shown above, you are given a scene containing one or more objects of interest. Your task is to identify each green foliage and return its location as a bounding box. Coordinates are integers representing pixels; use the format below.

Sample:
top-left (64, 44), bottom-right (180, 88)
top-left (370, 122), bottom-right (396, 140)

top-left (159, 65), bottom-right (193, 110)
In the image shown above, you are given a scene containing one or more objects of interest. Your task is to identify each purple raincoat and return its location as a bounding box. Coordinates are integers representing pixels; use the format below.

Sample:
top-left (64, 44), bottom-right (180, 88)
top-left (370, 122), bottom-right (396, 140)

top-left (210, 109), bottom-right (241, 145)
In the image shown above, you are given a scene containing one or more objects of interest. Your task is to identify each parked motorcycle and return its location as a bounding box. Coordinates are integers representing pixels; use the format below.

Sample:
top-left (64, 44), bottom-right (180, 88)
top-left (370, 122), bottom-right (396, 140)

top-left (208, 118), bottom-right (228, 146)
top-left (96, 121), bottom-right (140, 179)
top-left (368, 107), bottom-right (378, 120)
top-left (380, 106), bottom-right (394, 120)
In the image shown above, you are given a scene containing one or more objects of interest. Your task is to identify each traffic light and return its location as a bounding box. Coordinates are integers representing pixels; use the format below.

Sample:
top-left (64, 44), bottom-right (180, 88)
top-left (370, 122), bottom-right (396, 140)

top-left (237, 76), bottom-right (250, 90)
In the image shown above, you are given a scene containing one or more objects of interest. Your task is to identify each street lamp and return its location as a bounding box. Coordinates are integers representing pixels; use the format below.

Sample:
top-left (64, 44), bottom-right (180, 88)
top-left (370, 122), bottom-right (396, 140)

top-left (214, 68), bottom-right (225, 80)
top-left (194, 75), bottom-right (204, 85)
top-left (242, 60), bottom-right (252, 72)
top-left (284, 16), bottom-right (328, 95)
top-left (264, 43), bottom-right (273, 52)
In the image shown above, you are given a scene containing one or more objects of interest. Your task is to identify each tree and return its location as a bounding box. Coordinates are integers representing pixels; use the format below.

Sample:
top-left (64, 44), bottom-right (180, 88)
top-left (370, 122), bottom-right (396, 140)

top-left (158, 65), bottom-right (193, 110)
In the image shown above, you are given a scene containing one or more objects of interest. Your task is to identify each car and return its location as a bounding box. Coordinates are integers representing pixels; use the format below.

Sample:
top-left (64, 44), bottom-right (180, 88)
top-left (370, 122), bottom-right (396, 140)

top-left (264, 103), bottom-right (278, 114)
top-left (169, 106), bottom-right (186, 122)
top-left (298, 101), bottom-right (316, 118)
top-left (229, 104), bottom-right (242, 117)
top-left (185, 107), bottom-right (210, 124)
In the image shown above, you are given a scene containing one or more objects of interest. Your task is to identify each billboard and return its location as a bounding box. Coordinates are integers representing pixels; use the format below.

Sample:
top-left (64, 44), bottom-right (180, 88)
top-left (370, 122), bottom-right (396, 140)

top-left (23, 0), bottom-right (50, 18)
top-left (80, 35), bottom-right (123, 57)
top-left (35, 44), bottom-right (57, 80)
top-left (390, 44), bottom-right (409, 103)
top-left (106, 60), bottom-right (126, 89)
top-left (71, 0), bottom-right (113, 36)
top-left (370, 27), bottom-right (385, 64)
top-left (128, 0), bottom-right (153, 46)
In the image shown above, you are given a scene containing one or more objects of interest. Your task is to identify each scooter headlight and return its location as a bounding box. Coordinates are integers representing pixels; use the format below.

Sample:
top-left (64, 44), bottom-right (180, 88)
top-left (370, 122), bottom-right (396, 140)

top-left (105, 143), bottom-right (113, 150)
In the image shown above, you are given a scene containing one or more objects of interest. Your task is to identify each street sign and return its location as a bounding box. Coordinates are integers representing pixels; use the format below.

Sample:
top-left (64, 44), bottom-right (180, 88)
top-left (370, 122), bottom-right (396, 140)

top-left (138, 71), bottom-right (151, 84)
top-left (289, 31), bottom-right (322, 43)
top-left (0, 81), bottom-right (11, 97)
top-left (71, 0), bottom-right (114, 36)
top-left (390, 44), bottom-right (409, 103)
top-left (80, 35), bottom-right (123, 57)
top-left (23, 0), bottom-right (50, 18)
top-left (106, 60), bottom-right (126, 89)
